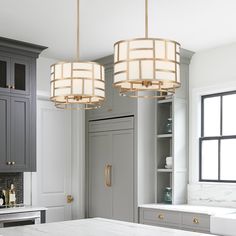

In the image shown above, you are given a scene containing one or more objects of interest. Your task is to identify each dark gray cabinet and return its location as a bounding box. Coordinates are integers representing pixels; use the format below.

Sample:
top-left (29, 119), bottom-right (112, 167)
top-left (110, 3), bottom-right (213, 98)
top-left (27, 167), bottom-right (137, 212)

top-left (0, 95), bottom-right (11, 171)
top-left (0, 37), bottom-right (46, 172)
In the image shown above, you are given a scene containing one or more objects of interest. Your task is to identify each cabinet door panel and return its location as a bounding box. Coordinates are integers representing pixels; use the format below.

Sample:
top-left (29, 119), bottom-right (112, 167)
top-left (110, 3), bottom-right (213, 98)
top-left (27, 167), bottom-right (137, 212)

top-left (88, 132), bottom-right (112, 218)
top-left (112, 130), bottom-right (134, 222)
top-left (10, 97), bottom-right (30, 171)
top-left (11, 58), bottom-right (30, 95)
top-left (0, 56), bottom-right (10, 94)
top-left (0, 95), bottom-right (10, 170)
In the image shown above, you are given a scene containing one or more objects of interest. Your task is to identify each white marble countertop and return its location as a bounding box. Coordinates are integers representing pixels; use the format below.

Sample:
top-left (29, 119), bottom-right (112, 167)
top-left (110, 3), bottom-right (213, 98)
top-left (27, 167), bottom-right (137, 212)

top-left (139, 204), bottom-right (236, 215)
top-left (0, 218), bottom-right (215, 236)
top-left (0, 206), bottom-right (47, 215)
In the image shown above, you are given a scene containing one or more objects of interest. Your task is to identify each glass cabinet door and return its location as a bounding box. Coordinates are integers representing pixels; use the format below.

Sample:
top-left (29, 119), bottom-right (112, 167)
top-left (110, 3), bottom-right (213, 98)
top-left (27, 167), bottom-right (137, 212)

top-left (11, 58), bottom-right (30, 95)
top-left (0, 56), bottom-right (10, 93)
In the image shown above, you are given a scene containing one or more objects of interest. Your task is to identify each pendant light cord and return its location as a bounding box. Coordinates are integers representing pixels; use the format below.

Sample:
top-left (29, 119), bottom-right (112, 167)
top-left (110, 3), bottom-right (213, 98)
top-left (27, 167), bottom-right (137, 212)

top-left (145, 0), bottom-right (148, 38)
top-left (77, 0), bottom-right (80, 60)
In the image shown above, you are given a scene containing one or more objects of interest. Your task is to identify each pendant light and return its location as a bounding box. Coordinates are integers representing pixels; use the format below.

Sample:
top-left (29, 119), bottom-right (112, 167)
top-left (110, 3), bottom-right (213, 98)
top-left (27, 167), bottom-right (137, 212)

top-left (113, 0), bottom-right (181, 98)
top-left (50, 0), bottom-right (105, 110)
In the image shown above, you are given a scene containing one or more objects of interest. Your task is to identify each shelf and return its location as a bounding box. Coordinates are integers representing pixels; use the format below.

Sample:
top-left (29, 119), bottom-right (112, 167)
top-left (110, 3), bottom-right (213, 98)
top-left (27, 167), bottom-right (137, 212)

top-left (157, 168), bottom-right (173, 173)
top-left (157, 98), bottom-right (173, 104)
top-left (157, 134), bottom-right (172, 138)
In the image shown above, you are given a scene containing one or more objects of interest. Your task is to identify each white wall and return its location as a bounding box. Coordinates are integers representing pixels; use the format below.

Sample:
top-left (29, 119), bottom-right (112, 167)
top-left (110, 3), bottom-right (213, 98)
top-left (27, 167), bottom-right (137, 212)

top-left (24, 56), bottom-right (85, 219)
top-left (188, 42), bottom-right (236, 207)
top-left (37, 56), bottom-right (57, 93)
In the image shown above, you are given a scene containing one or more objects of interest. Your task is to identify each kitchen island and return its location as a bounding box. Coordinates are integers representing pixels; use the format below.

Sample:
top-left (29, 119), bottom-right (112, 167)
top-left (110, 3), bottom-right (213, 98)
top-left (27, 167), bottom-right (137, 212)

top-left (0, 218), bottom-right (215, 236)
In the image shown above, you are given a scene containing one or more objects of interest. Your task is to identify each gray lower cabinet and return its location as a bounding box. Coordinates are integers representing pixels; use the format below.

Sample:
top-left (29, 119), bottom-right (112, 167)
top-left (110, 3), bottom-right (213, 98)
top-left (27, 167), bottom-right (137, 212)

top-left (0, 95), bottom-right (11, 171)
top-left (88, 117), bottom-right (134, 222)
top-left (139, 207), bottom-right (210, 233)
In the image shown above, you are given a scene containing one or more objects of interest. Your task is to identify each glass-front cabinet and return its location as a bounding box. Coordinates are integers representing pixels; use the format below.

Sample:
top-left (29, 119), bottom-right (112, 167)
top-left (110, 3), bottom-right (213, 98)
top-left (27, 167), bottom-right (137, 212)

top-left (0, 56), bottom-right (30, 95)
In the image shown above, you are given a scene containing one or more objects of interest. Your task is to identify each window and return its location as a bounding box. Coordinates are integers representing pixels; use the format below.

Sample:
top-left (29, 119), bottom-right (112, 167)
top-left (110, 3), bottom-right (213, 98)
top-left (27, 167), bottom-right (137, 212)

top-left (200, 91), bottom-right (236, 182)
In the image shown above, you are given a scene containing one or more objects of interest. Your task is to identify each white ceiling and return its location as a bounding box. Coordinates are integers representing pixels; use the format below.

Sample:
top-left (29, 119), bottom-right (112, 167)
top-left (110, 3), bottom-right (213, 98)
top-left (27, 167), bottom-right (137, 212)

top-left (0, 0), bottom-right (236, 60)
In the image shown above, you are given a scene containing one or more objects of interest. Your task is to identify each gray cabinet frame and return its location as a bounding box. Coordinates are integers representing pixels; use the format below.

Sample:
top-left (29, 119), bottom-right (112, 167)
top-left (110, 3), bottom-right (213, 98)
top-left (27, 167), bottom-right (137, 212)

top-left (0, 37), bottom-right (46, 172)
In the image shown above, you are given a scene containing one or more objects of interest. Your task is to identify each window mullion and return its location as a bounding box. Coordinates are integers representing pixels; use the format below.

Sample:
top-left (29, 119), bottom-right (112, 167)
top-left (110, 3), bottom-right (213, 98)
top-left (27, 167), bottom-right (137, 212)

top-left (220, 95), bottom-right (223, 136)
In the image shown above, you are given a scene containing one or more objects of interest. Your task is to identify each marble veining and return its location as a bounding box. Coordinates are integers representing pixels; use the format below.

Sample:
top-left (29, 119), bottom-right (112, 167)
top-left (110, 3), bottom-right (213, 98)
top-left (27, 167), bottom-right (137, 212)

top-left (188, 184), bottom-right (236, 208)
top-left (0, 218), bottom-right (215, 236)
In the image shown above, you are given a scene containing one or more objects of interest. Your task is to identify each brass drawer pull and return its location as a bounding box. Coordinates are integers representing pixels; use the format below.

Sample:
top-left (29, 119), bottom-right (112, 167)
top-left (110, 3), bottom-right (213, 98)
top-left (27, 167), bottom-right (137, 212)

top-left (193, 217), bottom-right (199, 224)
top-left (105, 164), bottom-right (112, 187)
top-left (158, 214), bottom-right (164, 220)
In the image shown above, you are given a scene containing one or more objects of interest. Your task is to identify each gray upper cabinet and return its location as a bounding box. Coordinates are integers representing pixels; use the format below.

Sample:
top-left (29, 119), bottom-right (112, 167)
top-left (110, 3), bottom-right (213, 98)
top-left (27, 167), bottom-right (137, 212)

top-left (0, 37), bottom-right (46, 172)
top-left (0, 56), bottom-right (10, 94)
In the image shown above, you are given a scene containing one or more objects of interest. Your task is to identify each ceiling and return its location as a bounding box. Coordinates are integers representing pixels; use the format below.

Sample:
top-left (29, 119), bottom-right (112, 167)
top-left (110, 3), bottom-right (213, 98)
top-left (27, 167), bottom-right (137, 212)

top-left (0, 0), bottom-right (236, 60)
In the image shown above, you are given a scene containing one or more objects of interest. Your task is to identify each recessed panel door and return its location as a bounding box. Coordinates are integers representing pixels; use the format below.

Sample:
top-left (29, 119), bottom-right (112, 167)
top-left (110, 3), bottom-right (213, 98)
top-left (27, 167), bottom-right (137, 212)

top-left (0, 56), bottom-right (10, 94)
top-left (10, 97), bottom-right (30, 171)
top-left (10, 58), bottom-right (30, 95)
top-left (0, 95), bottom-right (11, 171)
top-left (112, 130), bottom-right (134, 222)
top-left (88, 132), bottom-right (112, 218)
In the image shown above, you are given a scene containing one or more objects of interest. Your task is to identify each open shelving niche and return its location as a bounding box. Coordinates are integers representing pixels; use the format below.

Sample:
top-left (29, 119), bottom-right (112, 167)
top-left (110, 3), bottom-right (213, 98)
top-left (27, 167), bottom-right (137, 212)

top-left (155, 97), bottom-right (187, 205)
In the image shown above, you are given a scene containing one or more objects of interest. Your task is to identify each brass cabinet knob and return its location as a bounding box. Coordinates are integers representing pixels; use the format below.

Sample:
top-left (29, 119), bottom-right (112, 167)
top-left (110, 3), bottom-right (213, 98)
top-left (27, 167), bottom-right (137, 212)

top-left (11, 161), bottom-right (15, 165)
top-left (193, 217), bottom-right (199, 224)
top-left (6, 161), bottom-right (11, 165)
top-left (158, 214), bottom-right (164, 220)
top-left (11, 85), bottom-right (15, 89)
top-left (6, 85), bottom-right (11, 89)
top-left (67, 195), bottom-right (74, 204)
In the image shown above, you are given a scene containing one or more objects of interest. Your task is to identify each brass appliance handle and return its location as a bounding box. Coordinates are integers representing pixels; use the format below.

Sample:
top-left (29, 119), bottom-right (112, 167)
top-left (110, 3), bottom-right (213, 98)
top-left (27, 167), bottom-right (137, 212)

top-left (105, 164), bottom-right (112, 187)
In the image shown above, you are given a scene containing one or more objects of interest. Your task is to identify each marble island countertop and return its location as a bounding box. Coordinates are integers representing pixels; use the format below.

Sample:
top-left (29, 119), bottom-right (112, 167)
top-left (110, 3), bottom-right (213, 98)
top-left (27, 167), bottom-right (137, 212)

top-left (139, 204), bottom-right (236, 215)
top-left (0, 206), bottom-right (47, 215)
top-left (0, 218), bottom-right (215, 236)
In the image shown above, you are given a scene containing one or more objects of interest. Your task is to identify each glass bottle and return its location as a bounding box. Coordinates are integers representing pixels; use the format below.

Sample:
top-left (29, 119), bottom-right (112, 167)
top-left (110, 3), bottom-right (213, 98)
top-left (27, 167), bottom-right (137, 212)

top-left (164, 187), bottom-right (172, 204)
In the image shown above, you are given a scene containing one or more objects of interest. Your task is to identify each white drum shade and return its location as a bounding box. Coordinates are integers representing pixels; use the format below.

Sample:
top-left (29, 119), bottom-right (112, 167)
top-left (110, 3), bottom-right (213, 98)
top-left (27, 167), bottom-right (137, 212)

top-left (50, 61), bottom-right (105, 109)
top-left (113, 38), bottom-right (181, 98)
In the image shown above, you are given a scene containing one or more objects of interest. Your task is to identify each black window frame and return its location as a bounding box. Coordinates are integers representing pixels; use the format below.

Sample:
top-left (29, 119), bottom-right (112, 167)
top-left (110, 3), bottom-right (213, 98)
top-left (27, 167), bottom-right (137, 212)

top-left (200, 90), bottom-right (236, 183)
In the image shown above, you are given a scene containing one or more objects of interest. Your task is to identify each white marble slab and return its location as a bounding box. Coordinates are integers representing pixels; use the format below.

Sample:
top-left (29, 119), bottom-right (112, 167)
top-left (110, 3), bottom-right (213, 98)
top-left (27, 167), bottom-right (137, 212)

top-left (0, 206), bottom-right (47, 215)
top-left (139, 204), bottom-right (236, 215)
top-left (0, 218), bottom-right (215, 236)
top-left (188, 183), bottom-right (236, 208)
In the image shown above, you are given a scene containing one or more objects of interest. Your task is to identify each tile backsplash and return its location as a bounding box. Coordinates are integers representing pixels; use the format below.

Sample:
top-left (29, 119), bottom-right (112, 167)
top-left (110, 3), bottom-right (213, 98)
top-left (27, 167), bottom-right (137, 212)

top-left (0, 173), bottom-right (23, 204)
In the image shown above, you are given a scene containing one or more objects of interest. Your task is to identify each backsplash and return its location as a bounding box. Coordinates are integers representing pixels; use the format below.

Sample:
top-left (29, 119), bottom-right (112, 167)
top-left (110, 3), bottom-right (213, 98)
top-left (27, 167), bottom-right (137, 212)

top-left (188, 183), bottom-right (236, 208)
top-left (0, 173), bottom-right (23, 204)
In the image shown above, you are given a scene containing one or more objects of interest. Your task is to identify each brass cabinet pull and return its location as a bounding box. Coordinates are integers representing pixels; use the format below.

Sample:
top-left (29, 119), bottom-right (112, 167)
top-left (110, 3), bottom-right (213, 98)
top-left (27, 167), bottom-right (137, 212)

top-left (105, 164), bottom-right (112, 187)
top-left (6, 161), bottom-right (11, 165)
top-left (193, 217), bottom-right (199, 224)
top-left (158, 214), bottom-right (164, 220)
top-left (6, 85), bottom-right (11, 89)
top-left (11, 85), bottom-right (15, 89)
top-left (11, 161), bottom-right (15, 165)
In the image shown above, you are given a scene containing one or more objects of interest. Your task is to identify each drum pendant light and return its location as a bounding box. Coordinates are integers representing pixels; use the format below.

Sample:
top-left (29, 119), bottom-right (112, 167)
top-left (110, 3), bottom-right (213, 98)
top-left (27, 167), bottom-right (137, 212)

top-left (50, 0), bottom-right (105, 109)
top-left (113, 0), bottom-right (181, 98)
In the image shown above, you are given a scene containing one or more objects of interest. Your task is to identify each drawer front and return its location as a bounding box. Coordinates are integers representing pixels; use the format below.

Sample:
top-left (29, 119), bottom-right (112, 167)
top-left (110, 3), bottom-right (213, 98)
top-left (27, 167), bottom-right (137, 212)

top-left (182, 213), bottom-right (210, 231)
top-left (142, 208), bottom-right (181, 225)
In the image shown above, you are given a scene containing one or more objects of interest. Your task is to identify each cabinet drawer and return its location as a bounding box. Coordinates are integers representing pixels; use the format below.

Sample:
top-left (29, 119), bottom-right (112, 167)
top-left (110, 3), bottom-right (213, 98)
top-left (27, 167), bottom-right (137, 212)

top-left (142, 209), bottom-right (181, 225)
top-left (182, 213), bottom-right (210, 231)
